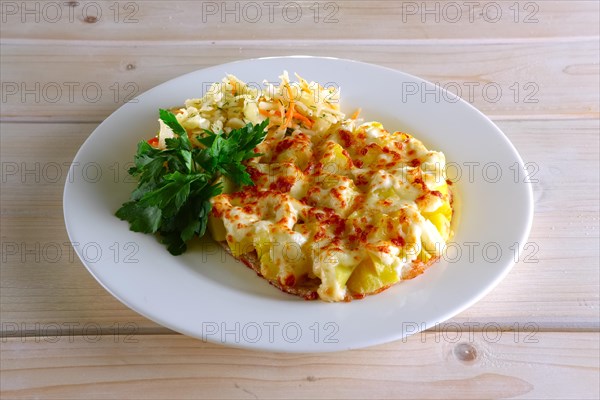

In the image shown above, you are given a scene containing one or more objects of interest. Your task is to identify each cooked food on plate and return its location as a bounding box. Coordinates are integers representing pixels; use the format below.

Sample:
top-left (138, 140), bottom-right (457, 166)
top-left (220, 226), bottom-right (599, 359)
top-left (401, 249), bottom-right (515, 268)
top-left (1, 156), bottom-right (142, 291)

top-left (116, 72), bottom-right (454, 301)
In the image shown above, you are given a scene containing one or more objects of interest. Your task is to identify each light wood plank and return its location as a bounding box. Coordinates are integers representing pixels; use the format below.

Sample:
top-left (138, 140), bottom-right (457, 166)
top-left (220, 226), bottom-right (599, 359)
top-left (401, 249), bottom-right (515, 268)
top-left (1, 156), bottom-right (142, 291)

top-left (0, 122), bottom-right (168, 334)
top-left (465, 118), bottom-right (600, 328)
top-left (0, 40), bottom-right (598, 122)
top-left (1, 0), bottom-right (597, 396)
top-left (1, 1), bottom-right (598, 41)
top-left (1, 119), bottom-right (598, 335)
top-left (1, 332), bottom-right (599, 399)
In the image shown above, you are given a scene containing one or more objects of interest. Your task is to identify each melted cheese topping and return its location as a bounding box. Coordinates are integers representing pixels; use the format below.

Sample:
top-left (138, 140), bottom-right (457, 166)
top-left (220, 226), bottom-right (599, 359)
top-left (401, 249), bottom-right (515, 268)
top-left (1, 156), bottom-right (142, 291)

top-left (211, 120), bottom-right (452, 301)
top-left (177, 73), bottom-right (453, 301)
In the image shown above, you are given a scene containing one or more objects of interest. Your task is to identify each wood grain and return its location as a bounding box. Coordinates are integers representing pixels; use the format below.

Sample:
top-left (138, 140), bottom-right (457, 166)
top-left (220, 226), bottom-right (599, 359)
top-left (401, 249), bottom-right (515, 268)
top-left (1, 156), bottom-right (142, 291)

top-left (2, 332), bottom-right (599, 399)
top-left (1, 119), bottom-right (598, 336)
top-left (1, 0), bottom-right (599, 397)
top-left (1, 1), bottom-right (598, 41)
top-left (1, 40), bottom-right (598, 122)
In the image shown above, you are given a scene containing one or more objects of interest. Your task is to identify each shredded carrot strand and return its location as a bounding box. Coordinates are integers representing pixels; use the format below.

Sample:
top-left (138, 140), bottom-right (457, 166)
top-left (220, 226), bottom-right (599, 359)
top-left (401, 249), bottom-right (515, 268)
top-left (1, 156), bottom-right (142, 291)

top-left (261, 106), bottom-right (312, 128)
top-left (259, 108), bottom-right (282, 117)
top-left (283, 85), bottom-right (295, 129)
top-left (350, 108), bottom-right (362, 120)
top-left (229, 77), bottom-right (236, 96)
top-left (293, 111), bottom-right (313, 128)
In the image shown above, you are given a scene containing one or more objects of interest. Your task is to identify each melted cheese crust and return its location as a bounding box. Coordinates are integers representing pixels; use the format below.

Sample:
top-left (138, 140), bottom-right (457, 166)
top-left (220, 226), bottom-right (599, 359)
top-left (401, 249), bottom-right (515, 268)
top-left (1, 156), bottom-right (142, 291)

top-left (211, 120), bottom-right (453, 301)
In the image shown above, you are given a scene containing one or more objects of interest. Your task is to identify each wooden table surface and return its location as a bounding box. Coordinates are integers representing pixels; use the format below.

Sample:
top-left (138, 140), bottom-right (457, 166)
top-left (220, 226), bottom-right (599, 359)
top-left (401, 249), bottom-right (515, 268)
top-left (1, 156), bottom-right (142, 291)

top-left (1, 1), bottom-right (599, 399)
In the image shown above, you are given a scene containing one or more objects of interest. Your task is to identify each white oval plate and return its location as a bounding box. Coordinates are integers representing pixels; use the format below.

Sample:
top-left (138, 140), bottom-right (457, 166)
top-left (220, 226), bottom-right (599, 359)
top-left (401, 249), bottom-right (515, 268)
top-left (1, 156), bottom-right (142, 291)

top-left (64, 56), bottom-right (533, 352)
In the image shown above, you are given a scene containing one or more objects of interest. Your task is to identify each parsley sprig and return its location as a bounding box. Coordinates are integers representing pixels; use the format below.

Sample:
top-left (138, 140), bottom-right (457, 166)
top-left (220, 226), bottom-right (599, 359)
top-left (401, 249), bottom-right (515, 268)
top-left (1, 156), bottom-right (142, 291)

top-left (116, 109), bottom-right (268, 255)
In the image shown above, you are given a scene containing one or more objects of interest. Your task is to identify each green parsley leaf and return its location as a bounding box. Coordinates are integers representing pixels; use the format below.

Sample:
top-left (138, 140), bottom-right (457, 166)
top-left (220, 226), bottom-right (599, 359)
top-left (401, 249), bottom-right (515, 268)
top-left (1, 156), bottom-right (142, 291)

top-left (159, 109), bottom-right (188, 141)
top-left (200, 120), bottom-right (269, 186)
top-left (115, 110), bottom-right (269, 255)
top-left (115, 202), bottom-right (162, 234)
